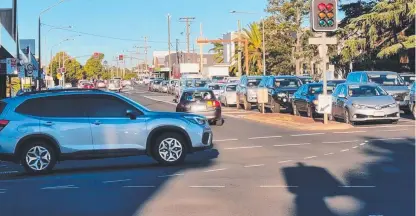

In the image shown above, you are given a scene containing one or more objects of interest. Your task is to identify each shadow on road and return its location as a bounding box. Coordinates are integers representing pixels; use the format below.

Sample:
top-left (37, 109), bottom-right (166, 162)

top-left (282, 137), bottom-right (415, 216)
top-left (0, 149), bottom-right (219, 216)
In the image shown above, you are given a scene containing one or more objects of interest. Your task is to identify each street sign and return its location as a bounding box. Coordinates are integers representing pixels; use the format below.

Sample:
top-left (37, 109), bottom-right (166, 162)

top-left (311, 0), bottom-right (337, 32)
top-left (25, 64), bottom-right (34, 77)
top-left (317, 94), bottom-right (332, 114)
top-left (61, 68), bottom-right (66, 73)
top-left (18, 66), bottom-right (25, 78)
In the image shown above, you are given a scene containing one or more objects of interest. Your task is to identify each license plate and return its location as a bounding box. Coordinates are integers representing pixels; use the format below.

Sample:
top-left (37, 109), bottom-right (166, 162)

top-left (192, 105), bottom-right (207, 112)
top-left (374, 111), bottom-right (385, 117)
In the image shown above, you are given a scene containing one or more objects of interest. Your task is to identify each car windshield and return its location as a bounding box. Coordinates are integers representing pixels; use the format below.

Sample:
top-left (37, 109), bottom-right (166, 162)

top-left (194, 81), bottom-right (207, 87)
top-left (226, 85), bottom-right (237, 91)
top-left (247, 79), bottom-right (261, 87)
top-left (182, 91), bottom-right (215, 102)
top-left (301, 78), bottom-right (313, 84)
top-left (308, 85), bottom-right (335, 94)
top-left (368, 74), bottom-right (404, 86)
top-left (153, 80), bottom-right (162, 84)
top-left (208, 85), bottom-right (221, 90)
top-left (348, 85), bottom-right (388, 97)
top-left (275, 79), bottom-right (300, 88)
top-left (401, 75), bottom-right (415, 83)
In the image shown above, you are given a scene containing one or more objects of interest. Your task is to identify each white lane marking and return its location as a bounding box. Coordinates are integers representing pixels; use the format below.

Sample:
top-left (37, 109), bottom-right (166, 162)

top-left (274, 143), bottom-right (311, 147)
top-left (380, 129), bottom-right (408, 132)
top-left (322, 140), bottom-right (360, 144)
top-left (224, 146), bottom-right (263, 150)
top-left (291, 133), bottom-right (325, 137)
top-left (248, 135), bottom-right (282, 140)
top-left (158, 173), bottom-right (184, 178)
top-left (333, 131), bottom-right (366, 134)
top-left (189, 186), bottom-right (225, 188)
top-left (213, 138), bottom-right (238, 142)
top-left (41, 185), bottom-right (78, 190)
top-left (244, 164), bottom-right (265, 168)
top-left (0, 171), bottom-right (18, 174)
top-left (304, 156), bottom-right (317, 160)
top-left (340, 149), bottom-right (350, 152)
top-left (359, 143), bottom-right (366, 146)
top-left (370, 138), bottom-right (407, 141)
top-left (324, 152), bottom-right (334, 156)
top-left (352, 146), bottom-right (358, 149)
top-left (123, 186), bottom-right (156, 188)
top-left (259, 185), bottom-right (298, 188)
top-left (143, 96), bottom-right (176, 105)
top-left (203, 168), bottom-right (228, 173)
top-left (103, 179), bottom-right (131, 184)
top-left (339, 186), bottom-right (376, 188)
top-left (358, 124), bottom-right (414, 129)
top-left (278, 160), bottom-right (293, 164)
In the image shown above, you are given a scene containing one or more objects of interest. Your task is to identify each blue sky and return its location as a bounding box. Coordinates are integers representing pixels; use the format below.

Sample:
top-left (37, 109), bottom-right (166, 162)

top-left (1, 0), bottom-right (268, 67)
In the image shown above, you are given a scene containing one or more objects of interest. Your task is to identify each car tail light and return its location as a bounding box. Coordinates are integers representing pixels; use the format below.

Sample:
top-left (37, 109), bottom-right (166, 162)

top-left (213, 100), bottom-right (221, 107)
top-left (0, 120), bottom-right (9, 131)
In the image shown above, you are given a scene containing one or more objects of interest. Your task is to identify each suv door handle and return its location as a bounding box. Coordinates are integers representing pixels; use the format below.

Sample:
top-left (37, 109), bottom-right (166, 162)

top-left (43, 121), bottom-right (54, 126)
top-left (92, 120), bottom-right (101, 125)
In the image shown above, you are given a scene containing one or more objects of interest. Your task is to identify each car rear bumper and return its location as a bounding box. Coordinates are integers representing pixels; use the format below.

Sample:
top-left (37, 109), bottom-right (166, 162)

top-left (192, 110), bottom-right (221, 121)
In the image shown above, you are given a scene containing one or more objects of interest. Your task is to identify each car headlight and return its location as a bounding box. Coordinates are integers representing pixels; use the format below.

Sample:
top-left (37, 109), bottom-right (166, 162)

top-left (313, 100), bottom-right (319, 106)
top-left (277, 92), bottom-right (287, 97)
top-left (352, 103), bottom-right (365, 109)
top-left (184, 116), bottom-right (206, 125)
top-left (388, 103), bottom-right (398, 108)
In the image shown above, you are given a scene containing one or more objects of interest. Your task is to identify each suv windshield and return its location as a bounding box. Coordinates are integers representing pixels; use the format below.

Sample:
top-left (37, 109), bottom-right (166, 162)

top-left (247, 79), bottom-right (261, 87)
top-left (208, 85), bottom-right (221, 90)
top-left (153, 80), bottom-right (162, 84)
top-left (182, 91), bottom-right (215, 102)
top-left (368, 74), bottom-right (404, 86)
top-left (226, 85), bottom-right (237, 91)
top-left (401, 75), bottom-right (415, 83)
top-left (348, 85), bottom-right (388, 97)
top-left (309, 85), bottom-right (335, 94)
top-left (194, 81), bottom-right (207, 87)
top-left (275, 79), bottom-right (300, 88)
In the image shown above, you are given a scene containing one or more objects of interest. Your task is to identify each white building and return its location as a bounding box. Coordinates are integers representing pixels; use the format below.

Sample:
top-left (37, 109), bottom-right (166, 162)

top-left (222, 31), bottom-right (238, 65)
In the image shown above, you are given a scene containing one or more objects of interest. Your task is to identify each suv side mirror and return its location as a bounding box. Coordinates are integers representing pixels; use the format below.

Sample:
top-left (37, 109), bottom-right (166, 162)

top-left (126, 110), bottom-right (139, 120)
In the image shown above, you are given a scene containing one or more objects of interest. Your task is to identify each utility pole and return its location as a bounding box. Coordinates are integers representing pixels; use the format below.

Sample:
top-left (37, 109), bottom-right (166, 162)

top-left (179, 17), bottom-right (195, 63)
top-left (176, 39), bottom-right (180, 64)
top-left (168, 14), bottom-right (172, 79)
top-left (135, 37), bottom-right (151, 75)
top-left (199, 23), bottom-right (204, 72)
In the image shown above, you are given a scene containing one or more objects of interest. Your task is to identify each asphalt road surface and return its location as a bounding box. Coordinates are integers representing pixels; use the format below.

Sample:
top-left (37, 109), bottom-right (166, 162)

top-left (0, 85), bottom-right (414, 216)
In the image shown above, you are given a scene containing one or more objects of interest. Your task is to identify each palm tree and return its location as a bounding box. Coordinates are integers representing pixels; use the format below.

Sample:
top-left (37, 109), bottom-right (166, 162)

top-left (243, 22), bottom-right (263, 75)
top-left (209, 40), bottom-right (224, 63)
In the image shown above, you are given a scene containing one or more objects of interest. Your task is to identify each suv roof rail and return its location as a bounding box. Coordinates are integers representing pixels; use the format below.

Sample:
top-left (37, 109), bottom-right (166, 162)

top-left (20, 88), bottom-right (104, 96)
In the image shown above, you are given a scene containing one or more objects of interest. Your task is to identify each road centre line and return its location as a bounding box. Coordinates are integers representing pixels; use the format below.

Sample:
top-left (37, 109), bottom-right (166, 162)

top-left (103, 179), bottom-right (131, 184)
top-left (333, 131), bottom-right (366, 134)
top-left (248, 135), bottom-right (282, 140)
top-left (214, 138), bottom-right (239, 142)
top-left (274, 143), bottom-right (311, 147)
top-left (123, 186), bottom-right (156, 188)
top-left (189, 186), bottom-right (225, 188)
top-left (304, 156), bottom-right (317, 160)
top-left (322, 140), bottom-right (360, 144)
top-left (143, 96), bottom-right (176, 105)
top-left (278, 160), bottom-right (293, 164)
top-left (204, 168), bottom-right (228, 173)
top-left (158, 173), bottom-right (184, 178)
top-left (259, 185), bottom-right (298, 188)
top-left (291, 133), bottom-right (325, 137)
top-left (324, 152), bottom-right (334, 156)
top-left (340, 149), bottom-right (350, 152)
top-left (352, 146), bottom-right (358, 149)
top-left (244, 164), bottom-right (265, 168)
top-left (224, 146), bottom-right (263, 150)
top-left (359, 143), bottom-right (366, 146)
top-left (41, 185), bottom-right (78, 190)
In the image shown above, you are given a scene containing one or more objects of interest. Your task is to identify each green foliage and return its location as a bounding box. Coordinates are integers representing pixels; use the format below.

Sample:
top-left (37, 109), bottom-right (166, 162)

top-left (243, 22), bottom-right (264, 75)
top-left (209, 40), bottom-right (224, 63)
top-left (47, 52), bottom-right (84, 83)
top-left (84, 53), bottom-right (105, 79)
top-left (123, 72), bottom-right (137, 80)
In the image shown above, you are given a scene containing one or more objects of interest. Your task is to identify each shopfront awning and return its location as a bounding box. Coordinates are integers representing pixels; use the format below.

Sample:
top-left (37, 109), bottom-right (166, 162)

top-left (0, 22), bottom-right (28, 62)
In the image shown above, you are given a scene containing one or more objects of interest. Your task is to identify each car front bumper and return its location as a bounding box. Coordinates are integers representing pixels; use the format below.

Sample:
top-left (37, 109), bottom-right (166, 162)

top-left (350, 107), bottom-right (400, 122)
top-left (189, 125), bottom-right (213, 152)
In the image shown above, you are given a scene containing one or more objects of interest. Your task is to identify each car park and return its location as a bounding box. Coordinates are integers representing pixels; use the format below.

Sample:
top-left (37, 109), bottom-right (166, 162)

top-left (175, 88), bottom-right (224, 126)
top-left (207, 83), bottom-right (223, 99)
top-left (0, 89), bottom-right (213, 174)
top-left (330, 82), bottom-right (400, 125)
top-left (292, 82), bottom-right (336, 118)
top-left (236, 75), bottom-right (263, 110)
top-left (346, 71), bottom-right (410, 113)
top-left (259, 75), bottom-right (302, 113)
top-left (219, 83), bottom-right (237, 107)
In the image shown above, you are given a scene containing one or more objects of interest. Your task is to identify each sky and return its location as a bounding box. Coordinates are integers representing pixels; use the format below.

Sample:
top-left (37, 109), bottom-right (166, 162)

top-left (0, 0), bottom-right (268, 67)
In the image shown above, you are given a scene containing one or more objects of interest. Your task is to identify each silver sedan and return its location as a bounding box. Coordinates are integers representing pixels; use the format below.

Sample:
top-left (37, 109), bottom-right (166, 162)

top-left (331, 83), bottom-right (400, 125)
top-left (219, 83), bottom-right (238, 107)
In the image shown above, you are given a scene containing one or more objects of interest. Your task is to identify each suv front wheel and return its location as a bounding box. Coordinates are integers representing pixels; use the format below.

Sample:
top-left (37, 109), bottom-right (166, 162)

top-left (20, 141), bottom-right (57, 174)
top-left (152, 132), bottom-right (187, 165)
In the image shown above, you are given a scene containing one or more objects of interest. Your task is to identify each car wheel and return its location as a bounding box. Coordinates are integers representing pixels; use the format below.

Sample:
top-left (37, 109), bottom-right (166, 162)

top-left (215, 119), bottom-right (224, 126)
top-left (307, 105), bottom-right (314, 118)
top-left (236, 95), bottom-right (241, 109)
top-left (224, 99), bottom-right (229, 107)
top-left (391, 120), bottom-right (399, 124)
top-left (21, 141), bottom-right (57, 174)
top-left (292, 103), bottom-right (300, 116)
top-left (271, 100), bottom-right (281, 113)
top-left (412, 104), bottom-right (416, 119)
top-left (344, 109), bottom-right (354, 125)
top-left (328, 114), bottom-right (334, 121)
top-left (244, 98), bottom-right (251, 110)
top-left (152, 132), bottom-right (187, 165)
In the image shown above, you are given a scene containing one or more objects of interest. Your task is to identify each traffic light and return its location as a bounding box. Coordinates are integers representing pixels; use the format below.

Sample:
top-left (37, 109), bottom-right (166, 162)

top-left (119, 55), bottom-right (124, 61)
top-left (311, 0), bottom-right (337, 32)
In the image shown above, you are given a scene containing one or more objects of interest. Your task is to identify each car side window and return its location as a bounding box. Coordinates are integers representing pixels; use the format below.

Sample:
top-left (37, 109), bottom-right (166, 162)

top-left (361, 74), bottom-right (368, 82)
top-left (86, 95), bottom-right (140, 118)
top-left (16, 95), bottom-right (86, 117)
top-left (332, 85), bottom-right (342, 97)
top-left (15, 98), bottom-right (46, 116)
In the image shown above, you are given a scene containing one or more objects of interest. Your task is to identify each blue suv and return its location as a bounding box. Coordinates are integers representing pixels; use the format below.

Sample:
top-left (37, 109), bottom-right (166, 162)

top-left (0, 89), bottom-right (213, 174)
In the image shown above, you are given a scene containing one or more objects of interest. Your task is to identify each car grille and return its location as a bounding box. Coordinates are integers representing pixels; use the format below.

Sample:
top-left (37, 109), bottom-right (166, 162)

top-left (202, 132), bottom-right (211, 145)
top-left (365, 104), bottom-right (391, 110)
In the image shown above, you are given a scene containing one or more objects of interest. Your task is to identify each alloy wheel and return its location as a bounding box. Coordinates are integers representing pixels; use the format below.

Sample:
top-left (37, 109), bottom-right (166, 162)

top-left (25, 146), bottom-right (51, 171)
top-left (158, 138), bottom-right (183, 162)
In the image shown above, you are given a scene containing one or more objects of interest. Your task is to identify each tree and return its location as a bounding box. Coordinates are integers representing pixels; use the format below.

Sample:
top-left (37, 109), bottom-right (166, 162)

top-left (209, 40), bottom-right (224, 63)
top-left (47, 52), bottom-right (84, 84)
top-left (243, 22), bottom-right (264, 74)
top-left (84, 53), bottom-right (105, 79)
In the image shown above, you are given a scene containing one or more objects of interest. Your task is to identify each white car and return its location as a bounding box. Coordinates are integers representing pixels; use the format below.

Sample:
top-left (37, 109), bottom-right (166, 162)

top-left (107, 79), bottom-right (122, 92)
top-left (219, 83), bottom-right (238, 107)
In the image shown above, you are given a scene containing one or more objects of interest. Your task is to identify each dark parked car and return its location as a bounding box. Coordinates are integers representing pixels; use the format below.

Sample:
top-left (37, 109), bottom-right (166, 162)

top-left (176, 88), bottom-right (223, 126)
top-left (292, 83), bottom-right (336, 118)
top-left (258, 76), bottom-right (302, 113)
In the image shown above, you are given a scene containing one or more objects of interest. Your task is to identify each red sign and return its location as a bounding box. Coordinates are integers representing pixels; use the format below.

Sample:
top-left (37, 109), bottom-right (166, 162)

top-left (93, 52), bottom-right (100, 59)
top-left (119, 55), bottom-right (124, 61)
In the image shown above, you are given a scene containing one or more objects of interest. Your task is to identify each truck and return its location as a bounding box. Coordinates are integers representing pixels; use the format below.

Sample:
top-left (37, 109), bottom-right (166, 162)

top-left (202, 65), bottom-right (229, 81)
top-left (172, 63), bottom-right (201, 79)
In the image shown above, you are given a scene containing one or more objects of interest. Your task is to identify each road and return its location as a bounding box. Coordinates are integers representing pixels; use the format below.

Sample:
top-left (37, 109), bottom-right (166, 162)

top-left (0, 85), bottom-right (414, 216)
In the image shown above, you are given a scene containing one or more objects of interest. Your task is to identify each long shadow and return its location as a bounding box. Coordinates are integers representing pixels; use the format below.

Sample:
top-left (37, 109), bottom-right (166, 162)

top-left (0, 149), bottom-right (219, 216)
top-left (344, 137), bottom-right (415, 216)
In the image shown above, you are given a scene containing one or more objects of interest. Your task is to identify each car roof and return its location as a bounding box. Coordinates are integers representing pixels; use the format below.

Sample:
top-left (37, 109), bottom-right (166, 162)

top-left (274, 75), bottom-right (299, 79)
top-left (343, 82), bottom-right (379, 87)
top-left (297, 76), bottom-right (312, 78)
top-left (351, 71), bottom-right (398, 75)
top-left (183, 87), bottom-right (212, 92)
top-left (399, 73), bottom-right (415, 76)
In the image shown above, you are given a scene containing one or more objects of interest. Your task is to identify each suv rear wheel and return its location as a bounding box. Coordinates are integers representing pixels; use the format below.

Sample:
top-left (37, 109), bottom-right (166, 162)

top-left (243, 98), bottom-right (252, 110)
top-left (20, 141), bottom-right (57, 174)
top-left (152, 132), bottom-right (187, 165)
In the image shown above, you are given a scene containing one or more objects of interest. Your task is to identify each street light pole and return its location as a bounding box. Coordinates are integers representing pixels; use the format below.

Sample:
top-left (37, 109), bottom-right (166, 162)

top-left (262, 18), bottom-right (266, 76)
